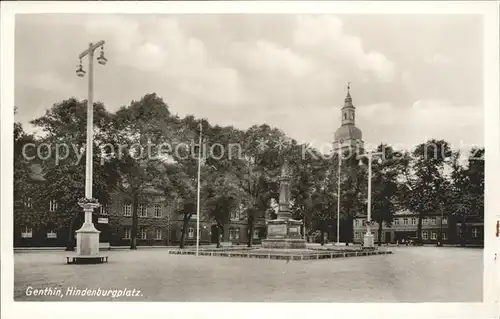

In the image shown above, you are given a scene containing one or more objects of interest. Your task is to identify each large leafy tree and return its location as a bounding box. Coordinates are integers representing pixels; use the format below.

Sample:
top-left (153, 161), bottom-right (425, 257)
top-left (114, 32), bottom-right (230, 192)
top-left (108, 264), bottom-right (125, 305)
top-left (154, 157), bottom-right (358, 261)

top-left (398, 139), bottom-right (453, 242)
top-left (28, 98), bottom-right (119, 250)
top-left (339, 149), bottom-right (367, 245)
top-left (448, 147), bottom-right (484, 246)
top-left (13, 118), bottom-right (46, 232)
top-left (111, 93), bottom-right (175, 249)
top-left (288, 143), bottom-right (329, 240)
top-left (370, 144), bottom-right (398, 245)
top-left (234, 124), bottom-right (283, 247)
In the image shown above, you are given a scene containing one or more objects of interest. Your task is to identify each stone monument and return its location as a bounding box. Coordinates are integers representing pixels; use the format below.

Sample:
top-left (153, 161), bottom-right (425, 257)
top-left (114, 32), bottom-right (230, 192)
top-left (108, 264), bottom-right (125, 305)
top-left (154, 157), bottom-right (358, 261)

top-left (262, 161), bottom-right (307, 249)
top-left (66, 198), bottom-right (107, 264)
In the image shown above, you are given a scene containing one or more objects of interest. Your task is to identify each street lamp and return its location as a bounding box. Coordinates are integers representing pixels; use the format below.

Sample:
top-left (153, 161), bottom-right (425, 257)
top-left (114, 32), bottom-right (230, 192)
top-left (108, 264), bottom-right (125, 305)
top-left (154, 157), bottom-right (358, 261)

top-left (196, 122), bottom-right (203, 256)
top-left (436, 157), bottom-right (451, 247)
top-left (72, 41), bottom-right (107, 263)
top-left (358, 150), bottom-right (383, 248)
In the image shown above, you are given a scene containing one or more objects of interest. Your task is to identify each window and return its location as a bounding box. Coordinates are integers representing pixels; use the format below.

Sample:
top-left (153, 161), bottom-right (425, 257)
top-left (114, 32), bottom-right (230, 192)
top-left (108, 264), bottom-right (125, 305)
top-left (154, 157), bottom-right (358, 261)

top-left (138, 204), bottom-right (147, 217)
top-left (394, 218), bottom-right (399, 225)
top-left (49, 199), bottom-right (58, 212)
top-left (100, 205), bottom-right (107, 215)
top-left (154, 205), bottom-right (162, 218)
top-left (25, 197), bottom-right (32, 208)
top-left (47, 230), bottom-right (57, 239)
top-left (139, 228), bottom-right (147, 240)
top-left (187, 227), bottom-right (195, 239)
top-left (422, 231), bottom-right (428, 240)
top-left (411, 217), bottom-right (417, 225)
top-left (21, 226), bottom-right (33, 238)
top-left (472, 227), bottom-right (479, 238)
top-left (442, 217), bottom-right (448, 225)
top-left (344, 113), bottom-right (347, 120)
top-left (230, 209), bottom-right (240, 220)
top-left (430, 217), bottom-right (437, 225)
top-left (155, 229), bottom-right (162, 240)
top-left (442, 232), bottom-right (448, 240)
top-left (403, 218), bottom-right (408, 225)
top-left (253, 229), bottom-right (260, 239)
top-left (430, 231), bottom-right (437, 240)
top-left (422, 217), bottom-right (428, 225)
top-left (123, 204), bottom-right (132, 216)
top-left (229, 228), bottom-right (240, 240)
top-left (124, 227), bottom-right (131, 239)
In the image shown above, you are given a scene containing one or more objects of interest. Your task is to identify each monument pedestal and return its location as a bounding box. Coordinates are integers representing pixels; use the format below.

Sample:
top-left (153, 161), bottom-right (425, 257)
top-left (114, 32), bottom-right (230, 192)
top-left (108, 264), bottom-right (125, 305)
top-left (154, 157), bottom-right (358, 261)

top-left (262, 161), bottom-right (306, 249)
top-left (363, 232), bottom-right (374, 248)
top-left (262, 218), bottom-right (306, 249)
top-left (76, 222), bottom-right (100, 256)
top-left (67, 202), bottom-right (107, 264)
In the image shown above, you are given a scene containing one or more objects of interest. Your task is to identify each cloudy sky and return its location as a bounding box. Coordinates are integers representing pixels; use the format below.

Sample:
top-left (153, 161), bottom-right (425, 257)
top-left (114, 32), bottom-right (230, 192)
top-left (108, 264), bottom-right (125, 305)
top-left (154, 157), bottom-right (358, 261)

top-left (15, 14), bottom-right (483, 152)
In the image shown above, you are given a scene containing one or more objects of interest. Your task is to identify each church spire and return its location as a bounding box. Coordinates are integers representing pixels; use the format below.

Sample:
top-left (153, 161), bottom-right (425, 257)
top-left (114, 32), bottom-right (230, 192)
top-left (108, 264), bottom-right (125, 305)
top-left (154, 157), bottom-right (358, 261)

top-left (333, 82), bottom-right (364, 153)
top-left (341, 82), bottom-right (355, 125)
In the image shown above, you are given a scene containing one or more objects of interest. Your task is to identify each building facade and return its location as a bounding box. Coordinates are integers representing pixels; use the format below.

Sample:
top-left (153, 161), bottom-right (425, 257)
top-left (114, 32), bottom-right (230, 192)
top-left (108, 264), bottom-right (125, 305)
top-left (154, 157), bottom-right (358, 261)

top-left (14, 179), bottom-right (266, 247)
top-left (352, 211), bottom-right (484, 246)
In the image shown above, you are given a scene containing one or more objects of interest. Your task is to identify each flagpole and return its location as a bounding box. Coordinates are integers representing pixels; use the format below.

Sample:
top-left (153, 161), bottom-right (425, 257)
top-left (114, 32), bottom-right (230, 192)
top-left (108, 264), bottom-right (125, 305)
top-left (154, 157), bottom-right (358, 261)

top-left (196, 122), bottom-right (202, 256)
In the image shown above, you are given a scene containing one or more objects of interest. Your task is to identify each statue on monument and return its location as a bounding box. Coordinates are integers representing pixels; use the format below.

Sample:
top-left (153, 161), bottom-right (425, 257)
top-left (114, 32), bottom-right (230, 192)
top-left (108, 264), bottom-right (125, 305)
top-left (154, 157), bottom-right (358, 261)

top-left (261, 158), bottom-right (306, 249)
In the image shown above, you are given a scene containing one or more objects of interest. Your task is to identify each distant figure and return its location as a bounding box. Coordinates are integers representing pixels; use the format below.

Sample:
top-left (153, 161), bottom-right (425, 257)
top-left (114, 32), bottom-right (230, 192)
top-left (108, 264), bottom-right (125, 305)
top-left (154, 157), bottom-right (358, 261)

top-left (401, 238), bottom-right (405, 246)
top-left (396, 240), bottom-right (399, 247)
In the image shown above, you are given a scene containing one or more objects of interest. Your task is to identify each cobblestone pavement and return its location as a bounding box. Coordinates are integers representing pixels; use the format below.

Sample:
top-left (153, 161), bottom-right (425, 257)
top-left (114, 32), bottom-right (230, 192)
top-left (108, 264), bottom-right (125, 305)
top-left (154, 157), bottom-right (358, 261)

top-left (14, 246), bottom-right (482, 302)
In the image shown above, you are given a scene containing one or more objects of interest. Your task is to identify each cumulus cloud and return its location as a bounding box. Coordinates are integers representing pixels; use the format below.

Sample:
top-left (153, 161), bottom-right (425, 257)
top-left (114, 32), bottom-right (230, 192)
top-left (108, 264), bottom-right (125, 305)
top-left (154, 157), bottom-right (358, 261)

top-left (15, 14), bottom-right (482, 151)
top-left (229, 40), bottom-right (313, 78)
top-left (356, 100), bottom-right (483, 150)
top-left (292, 15), bottom-right (397, 83)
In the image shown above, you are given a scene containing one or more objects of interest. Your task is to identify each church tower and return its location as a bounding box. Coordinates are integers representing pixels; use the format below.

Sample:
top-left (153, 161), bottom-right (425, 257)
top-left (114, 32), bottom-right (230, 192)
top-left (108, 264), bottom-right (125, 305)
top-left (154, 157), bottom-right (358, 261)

top-left (332, 83), bottom-right (364, 153)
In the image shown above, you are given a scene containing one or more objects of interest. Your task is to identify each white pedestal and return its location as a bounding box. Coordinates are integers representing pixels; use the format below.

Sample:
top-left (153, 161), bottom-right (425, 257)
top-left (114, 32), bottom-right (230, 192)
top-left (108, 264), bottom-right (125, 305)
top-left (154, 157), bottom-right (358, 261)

top-left (363, 232), bottom-right (374, 248)
top-left (76, 223), bottom-right (100, 257)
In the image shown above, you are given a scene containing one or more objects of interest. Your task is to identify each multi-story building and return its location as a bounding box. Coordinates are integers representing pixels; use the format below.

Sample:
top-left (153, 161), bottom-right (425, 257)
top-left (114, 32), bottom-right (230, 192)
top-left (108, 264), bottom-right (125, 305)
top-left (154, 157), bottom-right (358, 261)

top-left (14, 166), bottom-right (266, 247)
top-left (352, 210), bottom-right (483, 246)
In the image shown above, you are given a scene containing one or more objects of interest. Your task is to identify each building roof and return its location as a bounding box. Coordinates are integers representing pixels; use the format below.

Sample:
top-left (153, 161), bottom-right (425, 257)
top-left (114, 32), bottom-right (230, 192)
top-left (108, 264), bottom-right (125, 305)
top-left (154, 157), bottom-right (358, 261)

top-left (334, 124), bottom-right (363, 142)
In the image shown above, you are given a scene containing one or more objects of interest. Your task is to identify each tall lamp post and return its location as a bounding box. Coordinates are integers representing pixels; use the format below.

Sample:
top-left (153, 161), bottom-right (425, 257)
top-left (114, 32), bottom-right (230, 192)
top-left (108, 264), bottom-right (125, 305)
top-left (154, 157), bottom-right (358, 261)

top-left (196, 122), bottom-right (203, 256)
top-left (71, 41), bottom-right (108, 263)
top-left (358, 150), bottom-right (383, 248)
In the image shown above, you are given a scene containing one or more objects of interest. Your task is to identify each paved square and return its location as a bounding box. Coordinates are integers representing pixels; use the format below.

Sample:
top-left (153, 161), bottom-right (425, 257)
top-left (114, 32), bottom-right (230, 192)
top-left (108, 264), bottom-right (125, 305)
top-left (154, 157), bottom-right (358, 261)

top-left (14, 247), bottom-right (482, 302)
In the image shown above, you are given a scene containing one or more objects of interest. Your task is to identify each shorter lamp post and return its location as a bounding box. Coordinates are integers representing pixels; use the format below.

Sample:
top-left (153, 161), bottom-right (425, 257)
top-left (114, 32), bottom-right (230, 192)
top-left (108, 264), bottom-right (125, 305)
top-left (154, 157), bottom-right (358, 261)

top-left (336, 139), bottom-right (345, 246)
top-left (435, 158), bottom-right (450, 247)
top-left (358, 150), bottom-right (383, 248)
